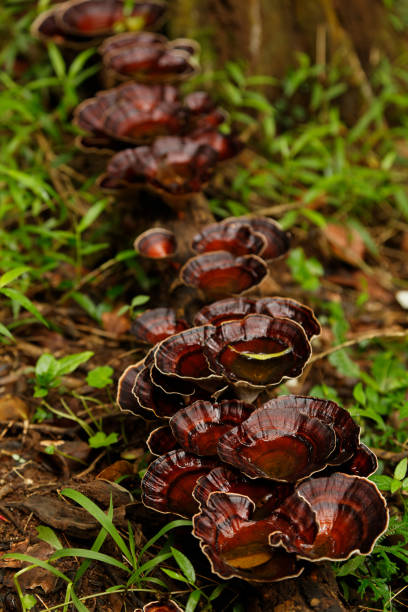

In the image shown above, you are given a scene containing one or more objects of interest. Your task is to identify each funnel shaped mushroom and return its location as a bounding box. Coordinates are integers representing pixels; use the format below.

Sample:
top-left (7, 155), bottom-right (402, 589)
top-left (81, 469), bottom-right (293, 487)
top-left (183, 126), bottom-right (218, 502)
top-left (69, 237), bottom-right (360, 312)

top-left (222, 217), bottom-right (290, 261)
top-left (340, 443), bottom-right (378, 477)
top-left (31, 0), bottom-right (166, 48)
top-left (256, 297), bottom-right (321, 340)
top-left (100, 31), bottom-right (199, 82)
top-left (116, 359), bottom-right (146, 415)
top-left (217, 403), bottom-right (336, 482)
top-left (133, 365), bottom-right (186, 419)
top-left (140, 601), bottom-right (183, 612)
top-left (141, 450), bottom-right (219, 517)
top-left (147, 425), bottom-right (179, 456)
top-left (134, 228), bottom-right (177, 260)
top-left (169, 399), bottom-right (253, 456)
top-left (191, 222), bottom-right (265, 256)
top-left (204, 314), bottom-right (311, 389)
top-left (131, 308), bottom-right (188, 344)
top-left (193, 492), bottom-right (305, 581)
top-left (194, 297), bottom-right (257, 326)
top-left (180, 253), bottom-right (268, 300)
top-left (272, 473), bottom-right (388, 560)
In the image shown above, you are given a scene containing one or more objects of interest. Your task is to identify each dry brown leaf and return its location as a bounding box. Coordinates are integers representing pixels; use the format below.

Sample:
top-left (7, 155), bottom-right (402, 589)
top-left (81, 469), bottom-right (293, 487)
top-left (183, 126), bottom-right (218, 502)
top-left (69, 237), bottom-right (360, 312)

top-left (323, 223), bottom-right (365, 266)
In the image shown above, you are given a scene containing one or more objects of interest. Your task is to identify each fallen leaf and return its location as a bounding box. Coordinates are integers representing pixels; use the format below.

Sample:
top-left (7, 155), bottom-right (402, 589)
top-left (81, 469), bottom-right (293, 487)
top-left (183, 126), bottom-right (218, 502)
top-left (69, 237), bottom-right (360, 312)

top-left (102, 310), bottom-right (131, 336)
top-left (323, 223), bottom-right (365, 266)
top-left (96, 460), bottom-right (134, 482)
top-left (0, 395), bottom-right (30, 421)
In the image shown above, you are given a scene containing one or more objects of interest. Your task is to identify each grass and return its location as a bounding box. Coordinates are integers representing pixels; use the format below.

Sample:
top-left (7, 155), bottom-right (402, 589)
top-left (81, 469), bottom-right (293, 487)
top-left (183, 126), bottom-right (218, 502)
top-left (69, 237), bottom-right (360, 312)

top-left (0, 0), bottom-right (408, 610)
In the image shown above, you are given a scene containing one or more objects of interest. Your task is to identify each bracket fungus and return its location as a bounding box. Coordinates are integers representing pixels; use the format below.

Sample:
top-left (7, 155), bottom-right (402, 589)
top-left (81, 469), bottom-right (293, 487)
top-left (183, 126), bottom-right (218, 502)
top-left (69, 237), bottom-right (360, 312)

top-left (130, 307), bottom-right (187, 344)
top-left (180, 252), bottom-right (268, 300)
top-left (100, 31), bottom-right (199, 82)
top-left (137, 599), bottom-right (183, 612)
top-left (31, 0), bottom-right (166, 48)
top-left (221, 217), bottom-right (290, 261)
top-left (204, 314), bottom-right (311, 390)
top-left (134, 228), bottom-right (177, 260)
top-left (191, 222), bottom-right (266, 256)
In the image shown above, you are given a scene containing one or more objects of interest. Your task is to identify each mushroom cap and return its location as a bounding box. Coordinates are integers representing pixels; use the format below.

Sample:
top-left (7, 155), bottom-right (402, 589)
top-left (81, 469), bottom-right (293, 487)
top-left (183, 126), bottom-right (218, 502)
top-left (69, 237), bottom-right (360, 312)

top-left (131, 308), bottom-right (188, 344)
top-left (217, 402), bottom-right (336, 482)
top-left (255, 297), bottom-right (321, 340)
top-left (31, 6), bottom-right (96, 48)
top-left (191, 222), bottom-right (265, 256)
top-left (340, 443), bottom-right (378, 477)
top-left (100, 31), bottom-right (166, 54)
top-left (134, 228), bottom-right (177, 260)
top-left (193, 492), bottom-right (304, 581)
top-left (271, 472), bottom-right (388, 561)
top-left (147, 425), bottom-right (179, 456)
top-left (58, 0), bottom-right (166, 37)
top-left (261, 396), bottom-right (360, 466)
top-left (141, 449), bottom-right (219, 517)
top-left (204, 314), bottom-right (311, 388)
top-left (222, 217), bottom-right (290, 261)
top-left (133, 365), bottom-right (186, 418)
top-left (141, 601), bottom-right (183, 612)
top-left (194, 297), bottom-right (257, 326)
top-left (180, 252), bottom-right (268, 300)
top-left (116, 359), bottom-right (146, 415)
top-left (193, 465), bottom-right (293, 517)
top-left (169, 399), bottom-right (254, 456)
top-left (154, 325), bottom-right (220, 383)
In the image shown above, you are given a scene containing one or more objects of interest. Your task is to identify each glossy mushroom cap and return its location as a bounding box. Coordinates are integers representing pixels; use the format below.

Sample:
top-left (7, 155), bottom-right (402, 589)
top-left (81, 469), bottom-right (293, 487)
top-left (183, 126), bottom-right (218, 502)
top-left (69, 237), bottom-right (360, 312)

top-left (222, 217), bottom-right (290, 261)
top-left (116, 359), bottom-right (145, 415)
top-left (141, 450), bottom-right (219, 517)
top-left (101, 31), bottom-right (199, 82)
top-left (131, 308), bottom-right (188, 344)
top-left (193, 492), bottom-right (304, 581)
top-left (31, 1), bottom-right (166, 48)
top-left (256, 297), bottom-right (321, 340)
top-left (271, 473), bottom-right (388, 561)
top-left (180, 252), bottom-right (268, 300)
top-left (169, 399), bottom-right (253, 456)
top-left (204, 314), bottom-right (311, 388)
top-left (132, 365), bottom-right (186, 419)
top-left (191, 222), bottom-right (265, 256)
top-left (147, 425), bottom-right (179, 456)
top-left (194, 297), bottom-right (257, 326)
top-left (134, 228), bottom-right (177, 260)
top-left (217, 403), bottom-right (336, 482)
top-left (141, 601), bottom-right (183, 612)
top-left (340, 443), bottom-right (378, 477)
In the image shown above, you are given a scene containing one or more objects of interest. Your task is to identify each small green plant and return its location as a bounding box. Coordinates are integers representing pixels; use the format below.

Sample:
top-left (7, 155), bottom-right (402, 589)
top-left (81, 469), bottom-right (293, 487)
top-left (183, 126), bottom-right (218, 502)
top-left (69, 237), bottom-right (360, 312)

top-left (287, 247), bottom-right (324, 291)
top-left (32, 351), bottom-right (94, 397)
top-left (371, 458), bottom-right (408, 495)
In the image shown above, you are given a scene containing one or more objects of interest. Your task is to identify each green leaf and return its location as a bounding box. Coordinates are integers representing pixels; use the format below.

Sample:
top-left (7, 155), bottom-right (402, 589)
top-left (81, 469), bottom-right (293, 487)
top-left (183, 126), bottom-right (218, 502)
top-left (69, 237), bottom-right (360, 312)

top-left (161, 568), bottom-right (190, 584)
top-left (391, 479), bottom-right (402, 494)
top-left (4, 553), bottom-right (70, 582)
top-left (0, 321), bottom-right (14, 340)
top-left (77, 199), bottom-right (108, 233)
top-left (0, 266), bottom-right (30, 288)
top-left (57, 351), bottom-right (94, 376)
top-left (88, 431), bottom-right (118, 448)
top-left (137, 519), bottom-right (192, 560)
top-left (21, 594), bottom-right (37, 609)
top-left (86, 366), bottom-right (113, 388)
top-left (185, 590), bottom-right (202, 612)
top-left (51, 548), bottom-right (129, 572)
top-left (353, 382), bottom-right (366, 406)
top-left (35, 353), bottom-right (59, 385)
top-left (131, 294), bottom-right (150, 308)
top-left (394, 457), bottom-right (408, 481)
top-left (335, 554), bottom-right (366, 577)
top-left (171, 547), bottom-right (196, 583)
top-left (37, 525), bottom-right (63, 551)
top-left (369, 474), bottom-right (393, 491)
top-left (1, 287), bottom-right (48, 327)
top-left (48, 43), bottom-right (66, 79)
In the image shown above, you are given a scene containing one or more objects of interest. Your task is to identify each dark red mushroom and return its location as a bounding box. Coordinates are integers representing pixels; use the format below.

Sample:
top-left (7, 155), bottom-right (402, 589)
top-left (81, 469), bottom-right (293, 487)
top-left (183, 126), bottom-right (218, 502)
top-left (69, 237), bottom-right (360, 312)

top-left (223, 217), bottom-right (290, 261)
top-left (204, 314), bottom-right (311, 389)
top-left (180, 252), bottom-right (268, 300)
top-left (130, 308), bottom-right (188, 344)
top-left (147, 425), bottom-right (179, 456)
top-left (217, 402), bottom-right (336, 482)
top-left (31, 6), bottom-right (95, 48)
top-left (134, 228), bottom-right (177, 260)
top-left (261, 396), bottom-right (360, 466)
top-left (194, 297), bottom-right (257, 326)
top-left (193, 492), bottom-right (304, 581)
top-left (191, 222), bottom-right (265, 256)
top-left (169, 399), bottom-right (253, 456)
top-left (340, 443), bottom-right (378, 477)
top-left (116, 359), bottom-right (145, 414)
top-left (133, 365), bottom-right (186, 418)
top-left (140, 601), bottom-right (183, 612)
top-left (256, 297), bottom-right (321, 340)
top-left (141, 450), bottom-right (219, 517)
top-left (271, 473), bottom-right (388, 560)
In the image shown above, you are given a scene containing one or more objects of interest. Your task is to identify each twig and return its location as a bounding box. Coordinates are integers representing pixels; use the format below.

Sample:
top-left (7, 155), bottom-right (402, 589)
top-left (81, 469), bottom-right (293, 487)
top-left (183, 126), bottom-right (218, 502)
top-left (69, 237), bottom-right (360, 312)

top-left (73, 450), bottom-right (106, 479)
top-left (310, 328), bottom-right (407, 364)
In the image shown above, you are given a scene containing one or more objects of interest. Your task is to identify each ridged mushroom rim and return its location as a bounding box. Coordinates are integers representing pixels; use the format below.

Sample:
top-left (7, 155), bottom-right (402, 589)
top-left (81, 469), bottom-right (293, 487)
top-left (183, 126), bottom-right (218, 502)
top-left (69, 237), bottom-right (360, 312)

top-left (191, 491), bottom-right (305, 582)
top-left (256, 296), bottom-right (321, 340)
top-left (220, 216), bottom-right (290, 261)
top-left (153, 324), bottom-right (223, 383)
top-left (141, 600), bottom-right (184, 612)
top-left (116, 358), bottom-right (145, 413)
top-left (204, 314), bottom-right (312, 390)
top-left (191, 222), bottom-right (267, 256)
top-left (179, 251), bottom-right (268, 295)
top-left (30, 6), bottom-right (96, 49)
top-left (268, 473), bottom-right (389, 562)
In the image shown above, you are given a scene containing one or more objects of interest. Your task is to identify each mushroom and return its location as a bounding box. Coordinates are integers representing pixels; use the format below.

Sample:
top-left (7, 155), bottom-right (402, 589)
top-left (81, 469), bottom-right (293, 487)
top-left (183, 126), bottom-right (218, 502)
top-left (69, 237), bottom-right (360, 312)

top-left (255, 297), bottom-right (321, 340)
top-left (193, 297), bottom-right (257, 326)
top-left (134, 228), bottom-right (178, 260)
top-left (180, 252), bottom-right (268, 300)
top-left (141, 449), bottom-right (219, 517)
top-left (130, 307), bottom-right (188, 344)
top-left (191, 222), bottom-right (266, 256)
top-left (137, 599), bottom-right (183, 612)
top-left (116, 359), bottom-right (146, 415)
top-left (169, 399), bottom-right (253, 456)
top-left (31, 0), bottom-right (166, 48)
top-left (221, 217), bottom-right (290, 261)
top-left (147, 425), bottom-right (179, 456)
top-left (132, 364), bottom-right (186, 419)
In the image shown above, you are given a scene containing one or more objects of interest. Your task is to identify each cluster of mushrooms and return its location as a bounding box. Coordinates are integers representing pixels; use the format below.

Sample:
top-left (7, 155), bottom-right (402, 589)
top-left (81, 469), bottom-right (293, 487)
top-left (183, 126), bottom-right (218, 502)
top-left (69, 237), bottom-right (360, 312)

top-left (31, 0), bottom-right (388, 588)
